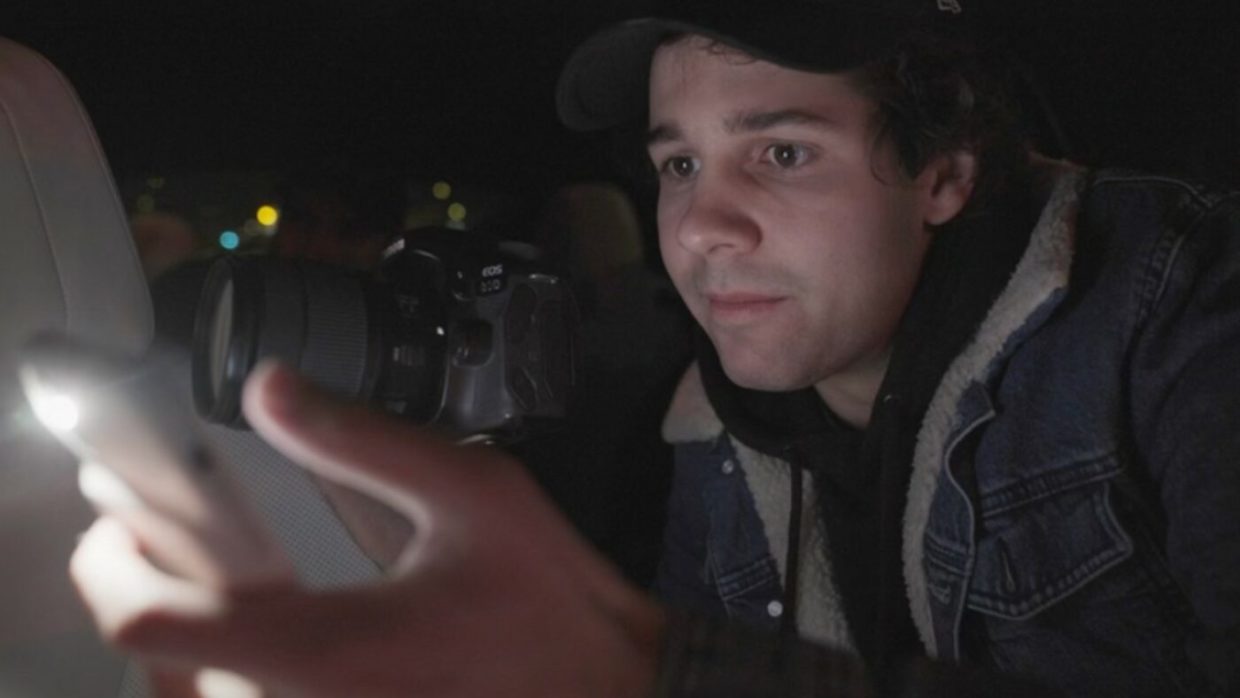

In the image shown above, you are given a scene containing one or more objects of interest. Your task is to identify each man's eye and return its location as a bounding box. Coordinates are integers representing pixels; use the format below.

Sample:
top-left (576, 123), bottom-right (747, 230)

top-left (764, 143), bottom-right (812, 169)
top-left (660, 156), bottom-right (699, 179)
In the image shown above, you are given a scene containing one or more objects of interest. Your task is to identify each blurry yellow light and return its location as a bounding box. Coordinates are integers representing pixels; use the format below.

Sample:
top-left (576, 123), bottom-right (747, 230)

top-left (136, 193), bottom-right (156, 214)
top-left (447, 203), bottom-right (467, 222)
top-left (432, 181), bottom-right (452, 201)
top-left (146, 176), bottom-right (166, 190)
top-left (256, 205), bottom-right (279, 227)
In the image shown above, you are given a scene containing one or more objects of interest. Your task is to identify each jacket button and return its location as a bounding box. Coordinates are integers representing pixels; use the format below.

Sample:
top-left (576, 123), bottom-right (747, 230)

top-left (721, 459), bottom-right (736, 475)
top-left (766, 600), bottom-right (784, 618)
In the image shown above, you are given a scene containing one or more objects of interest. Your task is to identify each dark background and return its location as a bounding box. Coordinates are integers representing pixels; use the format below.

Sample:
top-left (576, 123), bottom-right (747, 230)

top-left (6, 2), bottom-right (640, 195)
top-left (5, 0), bottom-right (1239, 196)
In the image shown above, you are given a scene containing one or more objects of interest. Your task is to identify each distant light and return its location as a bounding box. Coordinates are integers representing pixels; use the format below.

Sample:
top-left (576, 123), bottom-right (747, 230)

top-left (447, 203), bottom-right (467, 222)
top-left (146, 176), bottom-right (166, 190)
top-left (136, 193), bottom-right (156, 214)
top-left (432, 181), bottom-right (452, 201)
top-left (219, 230), bottom-right (240, 250)
top-left (30, 392), bottom-right (80, 433)
top-left (256, 205), bottom-right (279, 227)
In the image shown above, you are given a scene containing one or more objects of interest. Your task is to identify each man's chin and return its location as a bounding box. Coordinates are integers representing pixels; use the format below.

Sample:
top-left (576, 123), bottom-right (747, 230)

top-left (717, 354), bottom-right (814, 393)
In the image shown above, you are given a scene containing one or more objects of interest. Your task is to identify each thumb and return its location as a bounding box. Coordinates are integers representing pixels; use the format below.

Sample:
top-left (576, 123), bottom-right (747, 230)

top-left (240, 361), bottom-right (489, 526)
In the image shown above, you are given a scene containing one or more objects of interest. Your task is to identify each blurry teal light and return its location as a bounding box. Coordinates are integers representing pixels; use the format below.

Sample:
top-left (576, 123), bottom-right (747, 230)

top-left (219, 230), bottom-right (240, 250)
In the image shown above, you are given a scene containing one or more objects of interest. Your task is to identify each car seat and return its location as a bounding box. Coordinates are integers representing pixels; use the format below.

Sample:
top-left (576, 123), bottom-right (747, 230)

top-left (0, 37), bottom-right (379, 698)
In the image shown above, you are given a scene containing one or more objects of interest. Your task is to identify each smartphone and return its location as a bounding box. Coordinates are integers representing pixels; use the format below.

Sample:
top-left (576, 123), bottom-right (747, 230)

top-left (18, 332), bottom-right (294, 589)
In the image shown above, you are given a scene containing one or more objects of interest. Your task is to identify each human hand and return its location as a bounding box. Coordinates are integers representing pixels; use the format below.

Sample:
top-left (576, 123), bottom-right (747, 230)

top-left (70, 361), bottom-right (665, 698)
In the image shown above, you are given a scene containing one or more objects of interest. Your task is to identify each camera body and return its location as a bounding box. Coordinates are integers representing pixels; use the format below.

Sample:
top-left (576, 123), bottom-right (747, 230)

top-left (193, 227), bottom-right (575, 439)
top-left (372, 228), bottom-right (575, 434)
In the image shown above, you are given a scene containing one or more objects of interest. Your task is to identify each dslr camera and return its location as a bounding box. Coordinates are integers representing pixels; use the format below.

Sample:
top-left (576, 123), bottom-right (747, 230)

top-left (192, 227), bottom-right (575, 439)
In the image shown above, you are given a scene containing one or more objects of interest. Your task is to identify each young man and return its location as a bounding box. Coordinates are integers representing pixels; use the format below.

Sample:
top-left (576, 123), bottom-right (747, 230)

top-left (555, 2), bottom-right (1240, 695)
top-left (69, 2), bottom-right (1240, 697)
top-left (558, 0), bottom-right (1240, 694)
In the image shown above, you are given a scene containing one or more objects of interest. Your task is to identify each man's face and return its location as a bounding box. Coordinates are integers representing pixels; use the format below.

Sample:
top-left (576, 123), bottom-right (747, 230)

top-left (649, 37), bottom-right (937, 399)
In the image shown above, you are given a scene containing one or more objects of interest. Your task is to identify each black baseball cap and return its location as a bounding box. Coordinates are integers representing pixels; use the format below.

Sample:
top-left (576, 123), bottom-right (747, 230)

top-left (557, 0), bottom-right (968, 131)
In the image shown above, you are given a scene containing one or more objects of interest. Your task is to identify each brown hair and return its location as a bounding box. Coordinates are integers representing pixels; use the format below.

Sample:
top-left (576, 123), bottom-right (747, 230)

top-left (850, 30), bottom-right (1031, 217)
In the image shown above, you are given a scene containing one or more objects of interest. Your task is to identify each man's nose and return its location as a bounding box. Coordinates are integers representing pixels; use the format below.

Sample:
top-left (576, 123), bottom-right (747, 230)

top-left (674, 171), bottom-right (761, 256)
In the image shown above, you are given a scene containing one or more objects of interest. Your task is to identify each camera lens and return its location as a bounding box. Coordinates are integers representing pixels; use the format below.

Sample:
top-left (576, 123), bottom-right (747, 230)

top-left (192, 256), bottom-right (379, 427)
top-left (208, 278), bottom-right (233, 397)
top-left (190, 229), bottom-right (574, 437)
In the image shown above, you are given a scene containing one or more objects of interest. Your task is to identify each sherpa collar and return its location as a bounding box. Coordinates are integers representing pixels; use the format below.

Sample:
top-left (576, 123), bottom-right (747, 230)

top-left (903, 163), bottom-right (1086, 656)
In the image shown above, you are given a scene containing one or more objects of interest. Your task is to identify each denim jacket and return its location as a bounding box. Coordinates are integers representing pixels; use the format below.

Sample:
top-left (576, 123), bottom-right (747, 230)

top-left (656, 166), bottom-right (1240, 696)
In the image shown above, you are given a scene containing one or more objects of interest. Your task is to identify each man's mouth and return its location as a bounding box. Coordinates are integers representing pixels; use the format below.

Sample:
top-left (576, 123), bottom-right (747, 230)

top-left (704, 292), bottom-right (786, 319)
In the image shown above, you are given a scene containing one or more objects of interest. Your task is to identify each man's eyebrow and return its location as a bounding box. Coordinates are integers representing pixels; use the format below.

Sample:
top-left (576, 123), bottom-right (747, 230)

top-left (724, 109), bottom-right (838, 133)
top-left (645, 123), bottom-right (682, 148)
top-left (646, 109), bottom-right (838, 148)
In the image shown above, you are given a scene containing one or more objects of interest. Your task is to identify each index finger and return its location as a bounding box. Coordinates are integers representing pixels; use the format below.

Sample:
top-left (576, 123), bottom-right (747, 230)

top-left (241, 361), bottom-right (508, 525)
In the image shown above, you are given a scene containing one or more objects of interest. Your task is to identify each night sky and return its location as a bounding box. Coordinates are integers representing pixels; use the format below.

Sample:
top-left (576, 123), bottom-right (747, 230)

top-left (6, 2), bottom-right (635, 188)
top-left (5, 1), bottom-right (1239, 195)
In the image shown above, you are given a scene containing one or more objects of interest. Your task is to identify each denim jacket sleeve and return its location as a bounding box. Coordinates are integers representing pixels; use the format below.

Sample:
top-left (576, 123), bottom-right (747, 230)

top-left (1125, 184), bottom-right (1240, 692)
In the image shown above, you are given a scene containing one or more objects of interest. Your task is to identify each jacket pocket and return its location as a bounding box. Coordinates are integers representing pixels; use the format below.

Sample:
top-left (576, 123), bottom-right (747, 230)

top-left (716, 555), bottom-right (781, 601)
top-left (715, 555), bottom-right (783, 631)
top-left (966, 478), bottom-right (1134, 620)
top-left (963, 474), bottom-right (1218, 696)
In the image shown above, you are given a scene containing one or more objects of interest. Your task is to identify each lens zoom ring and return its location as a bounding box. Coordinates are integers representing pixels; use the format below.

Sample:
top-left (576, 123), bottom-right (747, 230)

top-left (299, 268), bottom-right (369, 399)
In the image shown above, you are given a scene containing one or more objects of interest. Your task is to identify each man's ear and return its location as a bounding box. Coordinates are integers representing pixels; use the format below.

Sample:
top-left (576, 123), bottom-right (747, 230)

top-left (919, 149), bottom-right (978, 226)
